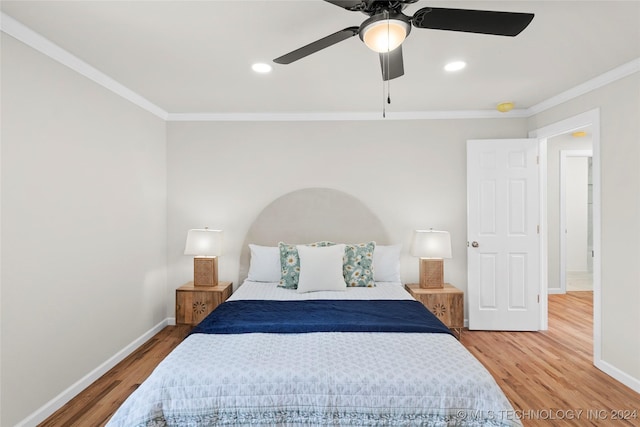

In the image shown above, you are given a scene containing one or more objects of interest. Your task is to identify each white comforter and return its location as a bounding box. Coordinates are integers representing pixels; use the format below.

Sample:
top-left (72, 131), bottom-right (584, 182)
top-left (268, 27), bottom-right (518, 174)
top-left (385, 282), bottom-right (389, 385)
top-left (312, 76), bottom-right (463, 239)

top-left (107, 282), bottom-right (521, 426)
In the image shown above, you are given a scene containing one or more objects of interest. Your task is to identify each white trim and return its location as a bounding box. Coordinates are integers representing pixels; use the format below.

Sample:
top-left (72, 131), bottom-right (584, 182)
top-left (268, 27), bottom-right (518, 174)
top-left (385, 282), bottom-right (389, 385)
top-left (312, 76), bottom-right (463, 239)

top-left (1, 12), bottom-right (637, 122)
top-left (595, 360), bottom-right (640, 394)
top-left (538, 138), bottom-right (549, 329)
top-left (527, 58), bottom-right (640, 116)
top-left (15, 318), bottom-right (171, 427)
top-left (166, 109), bottom-right (530, 122)
top-left (529, 109), bottom-right (599, 140)
top-left (0, 12), bottom-right (168, 120)
top-left (559, 149), bottom-right (593, 294)
top-left (528, 108), bottom-right (603, 368)
top-left (0, 58), bottom-right (3, 422)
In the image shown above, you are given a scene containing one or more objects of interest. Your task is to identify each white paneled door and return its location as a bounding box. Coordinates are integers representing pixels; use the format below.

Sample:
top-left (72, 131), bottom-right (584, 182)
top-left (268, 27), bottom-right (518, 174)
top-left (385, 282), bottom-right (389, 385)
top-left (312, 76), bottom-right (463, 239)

top-left (467, 139), bottom-right (540, 331)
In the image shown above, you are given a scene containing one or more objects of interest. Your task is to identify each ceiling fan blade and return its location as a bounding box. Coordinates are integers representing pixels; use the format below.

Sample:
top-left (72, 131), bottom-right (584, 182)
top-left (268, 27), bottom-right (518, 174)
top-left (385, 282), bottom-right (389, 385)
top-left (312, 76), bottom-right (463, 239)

top-left (273, 27), bottom-right (360, 64)
top-left (412, 7), bottom-right (534, 37)
top-left (379, 46), bottom-right (404, 81)
top-left (323, 0), bottom-right (368, 11)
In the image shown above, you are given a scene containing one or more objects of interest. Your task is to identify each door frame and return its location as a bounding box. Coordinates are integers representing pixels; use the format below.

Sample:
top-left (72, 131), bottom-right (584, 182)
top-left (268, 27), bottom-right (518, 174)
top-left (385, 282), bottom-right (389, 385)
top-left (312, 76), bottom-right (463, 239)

top-left (559, 149), bottom-right (593, 294)
top-left (528, 108), bottom-right (601, 363)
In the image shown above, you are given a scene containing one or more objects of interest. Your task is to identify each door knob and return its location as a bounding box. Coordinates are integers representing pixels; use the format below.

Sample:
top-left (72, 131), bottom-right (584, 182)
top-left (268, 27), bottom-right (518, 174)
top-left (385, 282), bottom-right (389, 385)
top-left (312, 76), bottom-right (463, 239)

top-left (471, 241), bottom-right (480, 248)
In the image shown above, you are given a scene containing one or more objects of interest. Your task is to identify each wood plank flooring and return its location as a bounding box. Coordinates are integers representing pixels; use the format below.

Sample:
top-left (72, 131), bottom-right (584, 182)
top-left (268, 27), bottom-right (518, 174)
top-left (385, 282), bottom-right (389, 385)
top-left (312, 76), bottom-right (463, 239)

top-left (39, 291), bottom-right (639, 426)
top-left (38, 325), bottom-right (192, 427)
top-left (462, 291), bottom-right (640, 426)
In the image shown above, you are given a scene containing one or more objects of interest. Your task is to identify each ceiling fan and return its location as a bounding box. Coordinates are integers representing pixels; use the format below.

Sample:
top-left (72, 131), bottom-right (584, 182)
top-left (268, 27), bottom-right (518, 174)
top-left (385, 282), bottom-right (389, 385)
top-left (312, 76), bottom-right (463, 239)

top-left (273, 0), bottom-right (534, 81)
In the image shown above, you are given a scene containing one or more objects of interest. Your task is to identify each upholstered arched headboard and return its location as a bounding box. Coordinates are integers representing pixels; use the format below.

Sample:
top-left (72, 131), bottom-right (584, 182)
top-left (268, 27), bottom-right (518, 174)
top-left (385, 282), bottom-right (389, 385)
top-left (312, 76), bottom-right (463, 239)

top-left (238, 188), bottom-right (390, 282)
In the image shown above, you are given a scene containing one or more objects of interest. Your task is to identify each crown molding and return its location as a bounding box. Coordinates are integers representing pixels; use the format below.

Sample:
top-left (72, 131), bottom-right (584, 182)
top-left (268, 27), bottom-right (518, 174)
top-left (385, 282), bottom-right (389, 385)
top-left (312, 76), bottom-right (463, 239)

top-left (526, 58), bottom-right (640, 116)
top-left (0, 12), bottom-right (168, 120)
top-left (2, 12), bottom-right (638, 123)
top-left (166, 109), bottom-right (530, 122)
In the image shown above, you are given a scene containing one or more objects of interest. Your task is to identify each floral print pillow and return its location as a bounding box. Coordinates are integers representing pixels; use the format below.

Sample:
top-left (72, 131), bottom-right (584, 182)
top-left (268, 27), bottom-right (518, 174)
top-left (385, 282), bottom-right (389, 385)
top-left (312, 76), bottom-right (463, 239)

top-left (343, 242), bottom-right (376, 287)
top-left (278, 241), bottom-right (335, 289)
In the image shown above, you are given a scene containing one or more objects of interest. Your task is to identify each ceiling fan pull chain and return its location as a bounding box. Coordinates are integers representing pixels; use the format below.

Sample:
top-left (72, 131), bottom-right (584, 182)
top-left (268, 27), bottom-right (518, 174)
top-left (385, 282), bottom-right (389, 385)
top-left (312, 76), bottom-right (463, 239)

top-left (387, 80), bottom-right (391, 104)
top-left (382, 78), bottom-right (391, 117)
top-left (382, 80), bottom-right (386, 118)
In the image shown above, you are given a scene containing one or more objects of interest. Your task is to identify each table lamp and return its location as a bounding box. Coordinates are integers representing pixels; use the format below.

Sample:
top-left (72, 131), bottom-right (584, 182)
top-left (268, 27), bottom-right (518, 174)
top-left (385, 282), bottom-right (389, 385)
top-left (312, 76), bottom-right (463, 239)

top-left (410, 229), bottom-right (452, 288)
top-left (184, 227), bottom-right (222, 286)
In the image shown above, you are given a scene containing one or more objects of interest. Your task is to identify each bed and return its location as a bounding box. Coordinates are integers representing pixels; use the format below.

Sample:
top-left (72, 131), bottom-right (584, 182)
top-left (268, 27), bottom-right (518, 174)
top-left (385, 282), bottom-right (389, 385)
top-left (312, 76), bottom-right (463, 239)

top-left (107, 189), bottom-right (521, 426)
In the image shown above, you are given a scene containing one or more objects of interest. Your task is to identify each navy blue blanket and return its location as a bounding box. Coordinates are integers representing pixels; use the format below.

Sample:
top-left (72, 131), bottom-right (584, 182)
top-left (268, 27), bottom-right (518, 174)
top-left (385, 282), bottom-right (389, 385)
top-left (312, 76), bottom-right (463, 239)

top-left (190, 300), bottom-right (453, 336)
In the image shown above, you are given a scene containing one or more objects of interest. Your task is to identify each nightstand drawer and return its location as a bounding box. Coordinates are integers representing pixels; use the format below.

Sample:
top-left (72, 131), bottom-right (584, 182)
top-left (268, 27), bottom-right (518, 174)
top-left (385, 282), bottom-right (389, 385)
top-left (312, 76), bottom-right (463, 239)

top-left (176, 281), bottom-right (232, 325)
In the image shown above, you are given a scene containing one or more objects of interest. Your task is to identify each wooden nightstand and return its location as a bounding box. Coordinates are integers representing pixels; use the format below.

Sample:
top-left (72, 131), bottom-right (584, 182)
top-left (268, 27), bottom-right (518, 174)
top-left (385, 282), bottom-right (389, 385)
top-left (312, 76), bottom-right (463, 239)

top-left (176, 281), bottom-right (233, 326)
top-left (405, 283), bottom-right (464, 338)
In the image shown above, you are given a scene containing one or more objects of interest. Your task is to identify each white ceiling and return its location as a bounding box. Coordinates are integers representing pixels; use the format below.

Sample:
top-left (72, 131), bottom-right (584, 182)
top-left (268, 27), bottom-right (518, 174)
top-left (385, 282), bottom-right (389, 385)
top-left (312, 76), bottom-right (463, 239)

top-left (2, 1), bottom-right (639, 115)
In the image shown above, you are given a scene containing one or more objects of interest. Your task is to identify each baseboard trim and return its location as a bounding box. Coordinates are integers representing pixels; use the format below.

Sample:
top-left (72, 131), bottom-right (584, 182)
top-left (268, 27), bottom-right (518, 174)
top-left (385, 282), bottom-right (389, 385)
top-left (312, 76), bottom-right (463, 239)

top-left (16, 318), bottom-right (171, 427)
top-left (595, 359), bottom-right (640, 394)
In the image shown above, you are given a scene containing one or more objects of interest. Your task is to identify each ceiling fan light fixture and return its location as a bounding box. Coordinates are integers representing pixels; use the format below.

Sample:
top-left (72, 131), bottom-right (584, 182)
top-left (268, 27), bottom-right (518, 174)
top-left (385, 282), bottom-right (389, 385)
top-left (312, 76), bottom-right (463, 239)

top-left (360, 14), bottom-right (411, 53)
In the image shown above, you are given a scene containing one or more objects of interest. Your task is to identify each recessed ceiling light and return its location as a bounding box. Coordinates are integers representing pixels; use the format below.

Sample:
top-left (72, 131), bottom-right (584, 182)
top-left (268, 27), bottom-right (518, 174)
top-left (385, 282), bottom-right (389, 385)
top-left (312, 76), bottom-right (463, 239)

top-left (252, 63), bottom-right (272, 74)
top-left (572, 131), bottom-right (587, 138)
top-left (444, 61), bottom-right (466, 72)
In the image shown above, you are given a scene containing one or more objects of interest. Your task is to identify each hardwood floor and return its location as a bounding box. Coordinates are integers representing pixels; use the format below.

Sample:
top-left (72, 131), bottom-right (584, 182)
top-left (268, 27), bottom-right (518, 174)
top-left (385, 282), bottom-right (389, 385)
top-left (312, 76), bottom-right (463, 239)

top-left (38, 325), bottom-right (192, 427)
top-left (39, 291), bottom-right (639, 426)
top-left (462, 291), bottom-right (640, 426)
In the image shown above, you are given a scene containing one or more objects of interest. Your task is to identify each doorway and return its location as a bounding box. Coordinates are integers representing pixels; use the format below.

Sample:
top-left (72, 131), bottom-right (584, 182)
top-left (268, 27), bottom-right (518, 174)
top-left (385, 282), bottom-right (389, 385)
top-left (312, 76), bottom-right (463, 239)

top-left (560, 149), bottom-right (593, 292)
top-left (544, 128), bottom-right (593, 295)
top-left (528, 108), bottom-right (602, 365)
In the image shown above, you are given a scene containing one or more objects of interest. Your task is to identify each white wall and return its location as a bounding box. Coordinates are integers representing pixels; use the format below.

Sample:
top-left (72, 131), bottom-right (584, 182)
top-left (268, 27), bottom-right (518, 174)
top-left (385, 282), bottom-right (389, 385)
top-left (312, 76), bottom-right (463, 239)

top-left (528, 73), bottom-right (640, 387)
top-left (0, 35), bottom-right (167, 426)
top-left (166, 118), bottom-right (527, 318)
top-left (566, 157), bottom-right (589, 272)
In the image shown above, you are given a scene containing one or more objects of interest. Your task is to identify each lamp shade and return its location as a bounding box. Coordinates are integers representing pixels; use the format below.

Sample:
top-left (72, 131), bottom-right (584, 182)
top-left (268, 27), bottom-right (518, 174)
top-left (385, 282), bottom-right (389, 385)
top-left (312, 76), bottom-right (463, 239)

top-left (410, 230), bottom-right (452, 259)
top-left (184, 228), bottom-right (222, 257)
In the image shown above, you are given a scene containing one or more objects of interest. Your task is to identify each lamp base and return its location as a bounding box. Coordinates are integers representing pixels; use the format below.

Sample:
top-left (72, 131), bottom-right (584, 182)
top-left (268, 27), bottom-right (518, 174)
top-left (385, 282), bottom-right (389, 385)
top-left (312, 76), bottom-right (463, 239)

top-left (193, 257), bottom-right (218, 286)
top-left (419, 258), bottom-right (444, 289)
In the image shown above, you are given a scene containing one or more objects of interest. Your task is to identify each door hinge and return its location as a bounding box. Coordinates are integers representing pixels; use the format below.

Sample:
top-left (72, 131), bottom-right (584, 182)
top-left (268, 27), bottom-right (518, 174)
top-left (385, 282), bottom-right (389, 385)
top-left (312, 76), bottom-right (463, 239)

top-left (536, 155), bottom-right (540, 165)
top-left (537, 294), bottom-right (540, 303)
top-left (537, 225), bottom-right (540, 234)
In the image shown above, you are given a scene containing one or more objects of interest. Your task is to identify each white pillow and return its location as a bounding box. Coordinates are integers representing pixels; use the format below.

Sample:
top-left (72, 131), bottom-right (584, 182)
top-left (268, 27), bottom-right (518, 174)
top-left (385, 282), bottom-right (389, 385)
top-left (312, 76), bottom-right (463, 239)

top-left (373, 244), bottom-right (402, 282)
top-left (296, 244), bottom-right (347, 293)
top-left (247, 244), bottom-right (281, 282)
